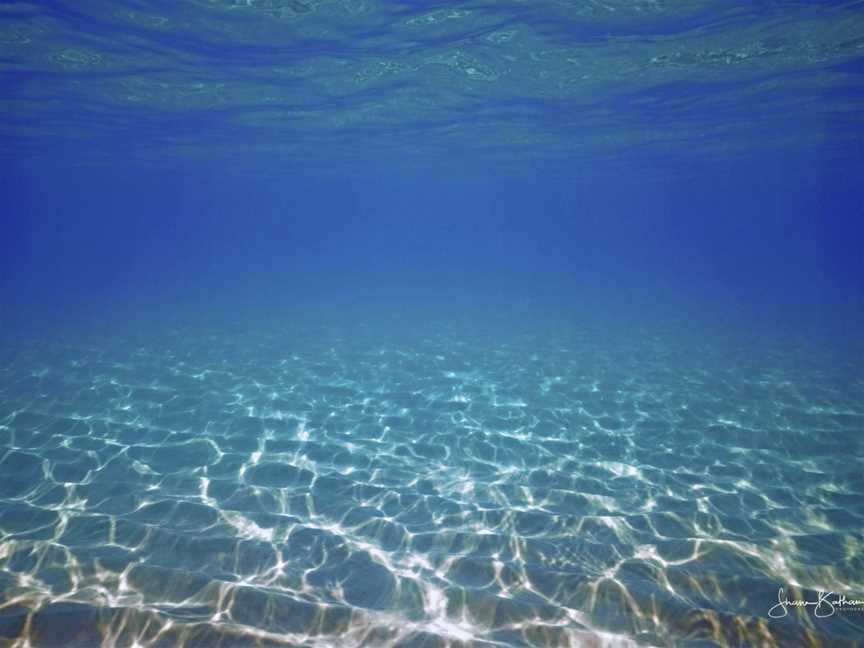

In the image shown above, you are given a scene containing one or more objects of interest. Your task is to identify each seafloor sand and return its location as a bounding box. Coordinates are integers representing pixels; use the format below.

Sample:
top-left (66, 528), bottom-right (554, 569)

top-left (1, 324), bottom-right (862, 647)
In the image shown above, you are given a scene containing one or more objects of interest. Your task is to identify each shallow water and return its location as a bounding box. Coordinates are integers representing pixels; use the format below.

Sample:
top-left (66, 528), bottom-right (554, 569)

top-left (2, 323), bottom-right (862, 647)
top-left (2, 0), bottom-right (864, 645)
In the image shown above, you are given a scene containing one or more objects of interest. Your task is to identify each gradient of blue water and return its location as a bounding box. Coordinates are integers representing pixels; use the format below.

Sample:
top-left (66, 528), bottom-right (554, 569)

top-left (2, 2), bottom-right (864, 647)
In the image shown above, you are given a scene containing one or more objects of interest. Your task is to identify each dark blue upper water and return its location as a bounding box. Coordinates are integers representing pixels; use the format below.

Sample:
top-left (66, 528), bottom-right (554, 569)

top-left (1, 2), bottom-right (863, 647)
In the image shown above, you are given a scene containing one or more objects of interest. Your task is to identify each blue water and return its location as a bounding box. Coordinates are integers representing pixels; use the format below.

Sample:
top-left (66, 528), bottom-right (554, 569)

top-left (2, 2), bottom-right (864, 647)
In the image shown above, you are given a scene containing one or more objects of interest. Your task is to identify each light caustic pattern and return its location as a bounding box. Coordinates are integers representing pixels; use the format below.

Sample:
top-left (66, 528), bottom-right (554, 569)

top-left (0, 328), bottom-right (862, 647)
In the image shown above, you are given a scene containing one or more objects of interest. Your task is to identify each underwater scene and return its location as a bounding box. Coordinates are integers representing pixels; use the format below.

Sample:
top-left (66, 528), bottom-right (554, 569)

top-left (1, 1), bottom-right (864, 647)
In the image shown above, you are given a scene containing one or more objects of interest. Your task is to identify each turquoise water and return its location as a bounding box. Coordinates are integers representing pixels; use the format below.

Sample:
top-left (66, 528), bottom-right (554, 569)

top-left (1, 319), bottom-right (862, 646)
top-left (2, 1), bottom-right (864, 647)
